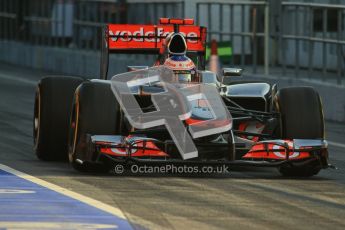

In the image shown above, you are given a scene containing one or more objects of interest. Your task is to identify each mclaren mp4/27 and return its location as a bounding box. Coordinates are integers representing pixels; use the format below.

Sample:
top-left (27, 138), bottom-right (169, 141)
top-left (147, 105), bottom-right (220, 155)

top-left (33, 18), bottom-right (329, 177)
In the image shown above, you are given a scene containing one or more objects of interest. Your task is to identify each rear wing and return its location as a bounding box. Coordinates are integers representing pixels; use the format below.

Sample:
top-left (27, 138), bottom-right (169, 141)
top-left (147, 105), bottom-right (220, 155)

top-left (100, 19), bottom-right (207, 79)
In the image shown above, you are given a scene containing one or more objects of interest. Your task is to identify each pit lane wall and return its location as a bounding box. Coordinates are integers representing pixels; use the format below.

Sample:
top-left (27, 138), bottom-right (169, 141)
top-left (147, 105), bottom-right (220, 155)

top-left (0, 40), bottom-right (155, 78)
top-left (245, 74), bottom-right (345, 123)
top-left (0, 40), bottom-right (344, 123)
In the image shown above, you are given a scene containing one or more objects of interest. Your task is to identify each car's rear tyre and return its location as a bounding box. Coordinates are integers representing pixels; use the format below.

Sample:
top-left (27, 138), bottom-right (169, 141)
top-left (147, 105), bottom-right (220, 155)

top-left (34, 76), bottom-right (84, 161)
top-left (275, 87), bottom-right (324, 177)
top-left (68, 81), bottom-right (121, 173)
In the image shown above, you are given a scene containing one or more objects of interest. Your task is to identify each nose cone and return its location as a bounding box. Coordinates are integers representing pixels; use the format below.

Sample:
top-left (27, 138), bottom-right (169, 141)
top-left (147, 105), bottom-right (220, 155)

top-left (167, 33), bottom-right (187, 55)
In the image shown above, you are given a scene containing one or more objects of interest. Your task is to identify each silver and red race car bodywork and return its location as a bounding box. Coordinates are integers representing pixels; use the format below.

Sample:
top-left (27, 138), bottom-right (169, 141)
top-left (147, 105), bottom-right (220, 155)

top-left (74, 18), bottom-right (330, 175)
top-left (78, 68), bottom-right (329, 171)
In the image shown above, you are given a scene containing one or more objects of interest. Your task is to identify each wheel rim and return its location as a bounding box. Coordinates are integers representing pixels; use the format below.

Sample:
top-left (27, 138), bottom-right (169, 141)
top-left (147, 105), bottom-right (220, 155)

top-left (33, 86), bottom-right (41, 149)
top-left (68, 91), bottom-right (80, 163)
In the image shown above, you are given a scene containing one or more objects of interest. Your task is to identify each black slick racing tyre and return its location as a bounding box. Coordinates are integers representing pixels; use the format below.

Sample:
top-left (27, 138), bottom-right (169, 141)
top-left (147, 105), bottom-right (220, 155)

top-left (68, 80), bottom-right (121, 173)
top-left (275, 87), bottom-right (325, 177)
top-left (34, 76), bottom-right (84, 161)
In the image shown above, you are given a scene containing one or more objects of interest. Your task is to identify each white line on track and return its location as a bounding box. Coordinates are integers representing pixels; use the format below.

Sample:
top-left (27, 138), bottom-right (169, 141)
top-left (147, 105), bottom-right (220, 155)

top-left (328, 141), bottom-right (345, 149)
top-left (0, 164), bottom-right (128, 220)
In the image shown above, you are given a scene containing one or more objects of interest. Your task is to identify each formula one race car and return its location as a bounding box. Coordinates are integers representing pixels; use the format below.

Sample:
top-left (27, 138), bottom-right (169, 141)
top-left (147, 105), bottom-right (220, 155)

top-left (33, 18), bottom-right (329, 177)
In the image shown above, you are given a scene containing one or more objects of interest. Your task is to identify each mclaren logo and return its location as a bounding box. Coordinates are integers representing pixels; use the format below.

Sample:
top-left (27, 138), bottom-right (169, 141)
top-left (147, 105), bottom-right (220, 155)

top-left (109, 27), bottom-right (198, 43)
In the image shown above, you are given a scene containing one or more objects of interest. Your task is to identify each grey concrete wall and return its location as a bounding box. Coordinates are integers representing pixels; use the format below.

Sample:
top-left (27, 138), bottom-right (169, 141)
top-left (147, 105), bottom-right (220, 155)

top-left (245, 73), bottom-right (345, 123)
top-left (0, 41), bottom-right (155, 78)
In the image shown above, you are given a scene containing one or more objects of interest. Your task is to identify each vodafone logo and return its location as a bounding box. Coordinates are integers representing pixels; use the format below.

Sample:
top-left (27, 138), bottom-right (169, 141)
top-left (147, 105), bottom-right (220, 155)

top-left (109, 27), bottom-right (198, 43)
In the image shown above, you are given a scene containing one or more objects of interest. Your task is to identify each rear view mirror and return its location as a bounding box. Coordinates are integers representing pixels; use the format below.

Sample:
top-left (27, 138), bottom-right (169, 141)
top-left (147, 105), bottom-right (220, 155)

top-left (219, 68), bottom-right (243, 85)
top-left (222, 68), bottom-right (243, 77)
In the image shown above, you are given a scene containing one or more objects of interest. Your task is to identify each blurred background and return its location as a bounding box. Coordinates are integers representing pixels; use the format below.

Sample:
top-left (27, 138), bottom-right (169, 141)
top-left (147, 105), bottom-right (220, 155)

top-left (0, 0), bottom-right (345, 78)
top-left (0, 0), bottom-right (344, 121)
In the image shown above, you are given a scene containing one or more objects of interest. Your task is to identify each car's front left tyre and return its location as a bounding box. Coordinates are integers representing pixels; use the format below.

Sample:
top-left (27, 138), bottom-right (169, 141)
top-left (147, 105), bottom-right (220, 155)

top-left (275, 86), bottom-right (325, 177)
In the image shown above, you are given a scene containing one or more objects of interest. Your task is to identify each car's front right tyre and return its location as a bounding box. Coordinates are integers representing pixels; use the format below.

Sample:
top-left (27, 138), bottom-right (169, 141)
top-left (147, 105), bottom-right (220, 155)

top-left (68, 80), bottom-right (122, 173)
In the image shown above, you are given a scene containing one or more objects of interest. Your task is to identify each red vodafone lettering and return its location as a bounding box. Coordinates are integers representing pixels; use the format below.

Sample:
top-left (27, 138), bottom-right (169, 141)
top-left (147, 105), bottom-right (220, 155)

top-left (107, 24), bottom-right (206, 52)
top-left (109, 27), bottom-right (198, 43)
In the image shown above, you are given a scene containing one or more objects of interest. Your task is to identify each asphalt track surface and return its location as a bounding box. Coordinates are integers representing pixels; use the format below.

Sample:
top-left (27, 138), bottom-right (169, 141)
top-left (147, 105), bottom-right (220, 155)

top-left (0, 62), bottom-right (345, 229)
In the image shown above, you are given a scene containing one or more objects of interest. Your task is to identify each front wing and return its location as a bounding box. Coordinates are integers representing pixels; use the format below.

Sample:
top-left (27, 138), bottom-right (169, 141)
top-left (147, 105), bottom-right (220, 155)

top-left (80, 135), bottom-right (329, 169)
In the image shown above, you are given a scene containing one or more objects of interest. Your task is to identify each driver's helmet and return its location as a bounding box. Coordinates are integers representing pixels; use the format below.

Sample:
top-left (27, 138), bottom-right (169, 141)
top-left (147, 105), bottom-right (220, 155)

top-left (163, 55), bottom-right (198, 83)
